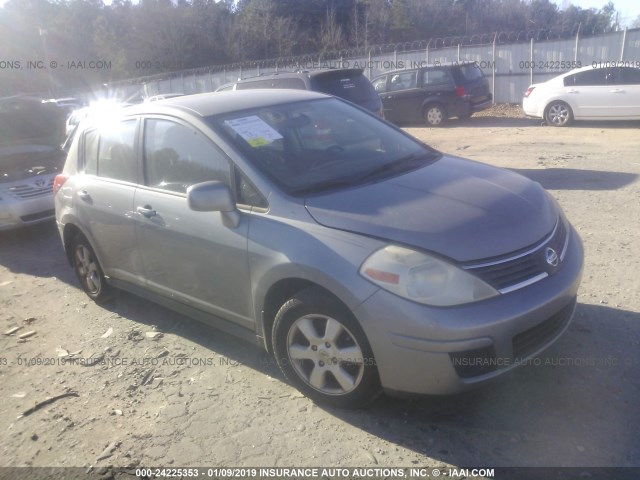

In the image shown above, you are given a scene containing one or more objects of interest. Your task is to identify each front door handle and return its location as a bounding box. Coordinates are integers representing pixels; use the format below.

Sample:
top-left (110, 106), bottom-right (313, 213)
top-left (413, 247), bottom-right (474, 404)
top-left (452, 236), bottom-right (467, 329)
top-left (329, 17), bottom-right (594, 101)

top-left (136, 205), bottom-right (156, 218)
top-left (610, 89), bottom-right (624, 93)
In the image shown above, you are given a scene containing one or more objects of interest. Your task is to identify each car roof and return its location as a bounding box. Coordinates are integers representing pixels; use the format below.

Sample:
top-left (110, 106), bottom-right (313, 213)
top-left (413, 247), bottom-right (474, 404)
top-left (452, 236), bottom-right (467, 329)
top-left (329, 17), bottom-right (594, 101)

top-left (126, 89), bottom-right (330, 117)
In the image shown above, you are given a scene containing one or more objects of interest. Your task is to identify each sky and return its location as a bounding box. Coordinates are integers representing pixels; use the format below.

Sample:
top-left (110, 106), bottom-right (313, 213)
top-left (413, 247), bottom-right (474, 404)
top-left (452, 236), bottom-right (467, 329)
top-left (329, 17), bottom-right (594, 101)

top-left (0, 0), bottom-right (638, 27)
top-left (554, 0), bottom-right (639, 26)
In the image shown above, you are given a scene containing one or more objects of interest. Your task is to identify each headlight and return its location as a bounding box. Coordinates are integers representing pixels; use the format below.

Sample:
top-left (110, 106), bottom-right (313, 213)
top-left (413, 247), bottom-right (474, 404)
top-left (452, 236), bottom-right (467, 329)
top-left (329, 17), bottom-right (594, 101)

top-left (360, 245), bottom-right (498, 306)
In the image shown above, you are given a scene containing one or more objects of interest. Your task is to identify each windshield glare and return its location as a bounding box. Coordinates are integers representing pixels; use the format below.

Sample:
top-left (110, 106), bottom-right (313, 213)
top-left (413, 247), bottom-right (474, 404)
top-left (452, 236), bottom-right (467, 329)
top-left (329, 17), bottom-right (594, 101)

top-left (208, 98), bottom-right (436, 195)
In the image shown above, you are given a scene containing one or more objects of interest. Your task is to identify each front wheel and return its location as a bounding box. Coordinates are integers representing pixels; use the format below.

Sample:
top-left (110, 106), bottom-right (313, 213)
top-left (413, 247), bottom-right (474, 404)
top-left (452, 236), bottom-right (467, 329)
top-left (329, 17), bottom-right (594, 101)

top-left (272, 288), bottom-right (381, 408)
top-left (70, 234), bottom-right (114, 303)
top-left (544, 101), bottom-right (573, 127)
top-left (424, 104), bottom-right (446, 127)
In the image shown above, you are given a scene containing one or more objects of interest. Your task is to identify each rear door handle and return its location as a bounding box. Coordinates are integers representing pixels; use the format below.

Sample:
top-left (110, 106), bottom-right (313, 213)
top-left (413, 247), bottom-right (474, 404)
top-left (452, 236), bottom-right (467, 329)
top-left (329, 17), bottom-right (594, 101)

top-left (77, 190), bottom-right (91, 201)
top-left (136, 205), bottom-right (157, 218)
top-left (610, 89), bottom-right (624, 93)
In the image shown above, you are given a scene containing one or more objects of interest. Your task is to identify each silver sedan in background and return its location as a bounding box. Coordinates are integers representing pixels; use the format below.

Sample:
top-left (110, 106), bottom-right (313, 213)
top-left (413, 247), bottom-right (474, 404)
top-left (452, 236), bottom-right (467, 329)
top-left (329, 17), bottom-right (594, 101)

top-left (54, 90), bottom-right (583, 407)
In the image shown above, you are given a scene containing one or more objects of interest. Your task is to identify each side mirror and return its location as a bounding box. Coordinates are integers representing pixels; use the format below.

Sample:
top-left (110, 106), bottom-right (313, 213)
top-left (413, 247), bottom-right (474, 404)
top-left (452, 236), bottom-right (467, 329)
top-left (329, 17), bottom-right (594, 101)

top-left (187, 181), bottom-right (240, 228)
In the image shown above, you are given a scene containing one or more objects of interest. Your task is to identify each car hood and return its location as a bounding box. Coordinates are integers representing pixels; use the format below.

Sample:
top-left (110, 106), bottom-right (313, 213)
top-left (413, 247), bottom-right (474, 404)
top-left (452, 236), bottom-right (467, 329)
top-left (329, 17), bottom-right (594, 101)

top-left (305, 155), bottom-right (557, 262)
top-left (0, 145), bottom-right (65, 183)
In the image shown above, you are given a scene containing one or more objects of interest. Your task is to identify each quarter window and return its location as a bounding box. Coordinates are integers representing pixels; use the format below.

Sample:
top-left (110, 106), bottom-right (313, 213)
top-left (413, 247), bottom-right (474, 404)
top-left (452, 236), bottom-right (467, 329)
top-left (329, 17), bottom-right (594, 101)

top-left (143, 119), bottom-right (230, 193)
top-left (83, 129), bottom-right (99, 175)
top-left (422, 69), bottom-right (451, 86)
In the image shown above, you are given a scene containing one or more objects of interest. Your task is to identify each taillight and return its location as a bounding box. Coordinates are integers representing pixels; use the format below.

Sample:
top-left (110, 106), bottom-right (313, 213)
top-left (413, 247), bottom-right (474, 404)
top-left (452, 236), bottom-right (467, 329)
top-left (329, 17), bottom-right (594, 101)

top-left (455, 86), bottom-right (465, 97)
top-left (524, 87), bottom-right (535, 98)
top-left (53, 174), bottom-right (69, 194)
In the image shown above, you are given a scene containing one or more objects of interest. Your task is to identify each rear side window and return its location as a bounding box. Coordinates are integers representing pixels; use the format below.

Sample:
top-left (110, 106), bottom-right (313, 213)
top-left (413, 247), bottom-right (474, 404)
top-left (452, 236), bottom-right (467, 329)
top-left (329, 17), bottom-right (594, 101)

top-left (143, 118), bottom-right (230, 193)
top-left (96, 120), bottom-right (137, 182)
top-left (565, 68), bottom-right (608, 86)
top-left (421, 69), bottom-right (451, 86)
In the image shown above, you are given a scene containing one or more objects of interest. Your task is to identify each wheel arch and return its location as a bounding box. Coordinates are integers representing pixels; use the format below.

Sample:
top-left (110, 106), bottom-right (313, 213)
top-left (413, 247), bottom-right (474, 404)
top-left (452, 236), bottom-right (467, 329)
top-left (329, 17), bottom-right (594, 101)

top-left (258, 277), bottom-right (361, 354)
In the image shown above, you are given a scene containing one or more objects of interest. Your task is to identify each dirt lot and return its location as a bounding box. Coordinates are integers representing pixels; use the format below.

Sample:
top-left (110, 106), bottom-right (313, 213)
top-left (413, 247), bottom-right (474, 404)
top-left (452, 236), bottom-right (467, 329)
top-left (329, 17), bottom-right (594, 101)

top-left (1, 109), bottom-right (639, 476)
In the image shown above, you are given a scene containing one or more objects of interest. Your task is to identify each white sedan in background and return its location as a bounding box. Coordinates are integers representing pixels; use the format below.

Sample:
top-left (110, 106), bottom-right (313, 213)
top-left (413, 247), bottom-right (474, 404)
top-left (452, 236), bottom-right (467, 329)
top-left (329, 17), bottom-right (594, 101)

top-left (523, 64), bottom-right (640, 126)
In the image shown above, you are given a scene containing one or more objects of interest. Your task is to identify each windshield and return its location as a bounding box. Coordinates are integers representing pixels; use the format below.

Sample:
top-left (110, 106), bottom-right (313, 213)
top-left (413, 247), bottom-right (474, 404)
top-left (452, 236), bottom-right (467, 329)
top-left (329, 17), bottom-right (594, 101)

top-left (207, 97), bottom-right (439, 195)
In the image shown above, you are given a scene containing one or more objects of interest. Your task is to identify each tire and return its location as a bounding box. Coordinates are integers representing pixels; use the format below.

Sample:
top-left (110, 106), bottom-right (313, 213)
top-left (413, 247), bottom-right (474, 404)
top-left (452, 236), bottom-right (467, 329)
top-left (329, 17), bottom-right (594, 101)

top-left (70, 234), bottom-right (114, 303)
top-left (272, 287), bottom-right (381, 408)
top-left (544, 101), bottom-right (573, 127)
top-left (424, 104), bottom-right (446, 127)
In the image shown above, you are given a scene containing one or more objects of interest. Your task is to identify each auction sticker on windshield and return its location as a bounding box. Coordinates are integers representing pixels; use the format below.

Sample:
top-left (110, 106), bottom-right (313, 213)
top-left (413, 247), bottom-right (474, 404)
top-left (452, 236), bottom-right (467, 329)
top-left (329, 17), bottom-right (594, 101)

top-left (224, 116), bottom-right (282, 147)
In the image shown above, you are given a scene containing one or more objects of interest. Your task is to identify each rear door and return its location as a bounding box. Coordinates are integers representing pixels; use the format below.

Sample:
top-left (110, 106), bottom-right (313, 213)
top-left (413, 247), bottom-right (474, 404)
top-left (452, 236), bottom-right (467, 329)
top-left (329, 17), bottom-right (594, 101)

top-left (71, 119), bottom-right (142, 285)
top-left (563, 68), bottom-right (615, 117)
top-left (134, 116), bottom-right (254, 328)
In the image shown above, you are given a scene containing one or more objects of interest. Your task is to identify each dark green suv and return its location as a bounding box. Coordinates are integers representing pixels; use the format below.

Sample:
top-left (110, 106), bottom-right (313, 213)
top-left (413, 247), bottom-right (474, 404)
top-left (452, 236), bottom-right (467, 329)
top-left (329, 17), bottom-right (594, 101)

top-left (371, 62), bottom-right (492, 126)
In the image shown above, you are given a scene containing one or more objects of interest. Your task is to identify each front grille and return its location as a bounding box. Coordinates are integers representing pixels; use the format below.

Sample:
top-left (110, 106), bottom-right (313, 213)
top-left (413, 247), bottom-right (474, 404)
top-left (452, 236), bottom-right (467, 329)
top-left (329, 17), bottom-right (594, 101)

top-left (464, 218), bottom-right (568, 293)
top-left (20, 209), bottom-right (55, 222)
top-left (5, 178), bottom-right (54, 199)
top-left (512, 298), bottom-right (576, 360)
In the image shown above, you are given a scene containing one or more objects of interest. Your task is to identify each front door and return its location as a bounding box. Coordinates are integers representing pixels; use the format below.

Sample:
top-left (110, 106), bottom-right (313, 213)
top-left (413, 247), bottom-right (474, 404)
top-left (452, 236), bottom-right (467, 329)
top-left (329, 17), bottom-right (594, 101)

top-left (134, 117), bottom-right (253, 328)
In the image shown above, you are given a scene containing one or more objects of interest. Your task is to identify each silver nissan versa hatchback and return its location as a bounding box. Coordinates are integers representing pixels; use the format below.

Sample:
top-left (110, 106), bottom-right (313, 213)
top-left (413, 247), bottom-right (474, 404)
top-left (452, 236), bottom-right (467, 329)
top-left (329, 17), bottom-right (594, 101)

top-left (54, 90), bottom-right (583, 407)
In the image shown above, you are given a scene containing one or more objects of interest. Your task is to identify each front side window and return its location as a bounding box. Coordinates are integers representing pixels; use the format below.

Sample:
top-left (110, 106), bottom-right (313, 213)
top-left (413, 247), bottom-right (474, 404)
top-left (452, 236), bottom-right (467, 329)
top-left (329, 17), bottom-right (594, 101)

top-left (96, 119), bottom-right (137, 182)
top-left (208, 98), bottom-right (439, 196)
top-left (619, 67), bottom-right (640, 85)
top-left (389, 72), bottom-right (417, 91)
top-left (143, 119), bottom-right (230, 193)
top-left (372, 76), bottom-right (387, 93)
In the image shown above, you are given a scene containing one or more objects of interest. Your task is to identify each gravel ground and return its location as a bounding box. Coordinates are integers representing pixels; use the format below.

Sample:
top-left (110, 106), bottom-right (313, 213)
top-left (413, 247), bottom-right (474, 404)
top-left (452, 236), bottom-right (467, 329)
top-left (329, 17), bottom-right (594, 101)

top-left (1, 109), bottom-right (639, 478)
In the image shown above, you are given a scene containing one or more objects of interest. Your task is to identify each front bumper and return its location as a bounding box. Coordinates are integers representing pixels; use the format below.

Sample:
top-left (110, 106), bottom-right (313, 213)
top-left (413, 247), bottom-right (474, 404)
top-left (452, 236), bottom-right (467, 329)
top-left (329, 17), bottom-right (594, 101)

top-left (353, 226), bottom-right (583, 395)
top-left (0, 194), bottom-right (55, 230)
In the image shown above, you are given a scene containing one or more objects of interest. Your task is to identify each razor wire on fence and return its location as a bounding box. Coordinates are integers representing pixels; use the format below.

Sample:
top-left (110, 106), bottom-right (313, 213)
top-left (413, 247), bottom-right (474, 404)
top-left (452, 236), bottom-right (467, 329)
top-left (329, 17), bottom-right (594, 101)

top-left (105, 26), bottom-right (640, 105)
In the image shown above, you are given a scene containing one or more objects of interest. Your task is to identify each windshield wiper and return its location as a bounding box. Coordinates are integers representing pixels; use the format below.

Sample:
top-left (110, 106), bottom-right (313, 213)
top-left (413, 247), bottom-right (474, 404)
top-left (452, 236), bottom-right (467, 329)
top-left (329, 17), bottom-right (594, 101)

top-left (293, 150), bottom-right (439, 196)
top-left (352, 150), bottom-right (439, 184)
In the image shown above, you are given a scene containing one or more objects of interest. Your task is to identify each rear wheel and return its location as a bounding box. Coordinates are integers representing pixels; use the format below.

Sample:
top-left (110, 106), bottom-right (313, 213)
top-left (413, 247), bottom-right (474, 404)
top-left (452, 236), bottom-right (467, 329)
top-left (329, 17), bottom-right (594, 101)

top-left (70, 234), bottom-right (114, 303)
top-left (424, 104), bottom-right (446, 127)
top-left (272, 287), bottom-right (381, 408)
top-left (544, 101), bottom-right (573, 127)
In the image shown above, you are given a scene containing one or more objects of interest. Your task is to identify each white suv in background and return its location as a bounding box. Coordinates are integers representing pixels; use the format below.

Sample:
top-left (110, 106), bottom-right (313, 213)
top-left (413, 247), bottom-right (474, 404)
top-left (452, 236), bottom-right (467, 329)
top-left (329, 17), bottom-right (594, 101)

top-left (523, 65), bottom-right (640, 126)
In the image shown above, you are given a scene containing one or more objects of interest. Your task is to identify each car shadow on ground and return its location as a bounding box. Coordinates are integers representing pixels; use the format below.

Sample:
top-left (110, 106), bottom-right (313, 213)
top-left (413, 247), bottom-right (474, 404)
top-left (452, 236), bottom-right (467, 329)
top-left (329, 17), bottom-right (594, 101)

top-left (510, 168), bottom-right (638, 191)
top-left (0, 220), bottom-right (76, 285)
top-left (102, 289), bottom-right (639, 468)
top-left (321, 302), bottom-right (639, 467)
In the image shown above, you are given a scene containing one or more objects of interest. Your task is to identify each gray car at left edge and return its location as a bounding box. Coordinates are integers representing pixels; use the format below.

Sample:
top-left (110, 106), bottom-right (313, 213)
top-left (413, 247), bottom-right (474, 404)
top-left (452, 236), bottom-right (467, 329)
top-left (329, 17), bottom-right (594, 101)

top-left (54, 89), bottom-right (583, 408)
